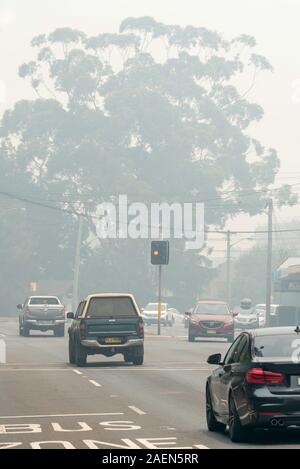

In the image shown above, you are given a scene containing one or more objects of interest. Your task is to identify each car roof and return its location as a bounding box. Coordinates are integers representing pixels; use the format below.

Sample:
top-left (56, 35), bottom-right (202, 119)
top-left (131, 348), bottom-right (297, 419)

top-left (84, 293), bottom-right (136, 301)
top-left (197, 300), bottom-right (227, 305)
top-left (249, 326), bottom-right (300, 338)
top-left (29, 296), bottom-right (60, 299)
top-left (147, 302), bottom-right (167, 305)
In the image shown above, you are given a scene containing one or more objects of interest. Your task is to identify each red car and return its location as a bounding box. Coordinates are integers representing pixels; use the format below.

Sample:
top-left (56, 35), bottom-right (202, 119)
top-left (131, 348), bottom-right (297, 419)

top-left (186, 301), bottom-right (235, 343)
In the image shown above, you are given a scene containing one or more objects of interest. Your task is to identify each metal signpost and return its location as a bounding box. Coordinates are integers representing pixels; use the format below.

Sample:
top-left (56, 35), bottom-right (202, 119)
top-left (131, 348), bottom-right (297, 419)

top-left (151, 241), bottom-right (170, 336)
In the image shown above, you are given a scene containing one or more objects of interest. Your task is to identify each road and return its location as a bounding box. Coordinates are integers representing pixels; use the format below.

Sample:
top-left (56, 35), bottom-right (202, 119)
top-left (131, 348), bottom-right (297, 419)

top-left (1, 318), bottom-right (300, 449)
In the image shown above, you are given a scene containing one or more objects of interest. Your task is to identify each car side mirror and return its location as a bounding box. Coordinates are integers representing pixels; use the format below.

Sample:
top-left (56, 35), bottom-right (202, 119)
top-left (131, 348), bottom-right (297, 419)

top-left (185, 311), bottom-right (192, 317)
top-left (232, 311), bottom-right (238, 317)
top-left (67, 312), bottom-right (75, 319)
top-left (207, 353), bottom-right (222, 365)
top-left (17, 304), bottom-right (23, 310)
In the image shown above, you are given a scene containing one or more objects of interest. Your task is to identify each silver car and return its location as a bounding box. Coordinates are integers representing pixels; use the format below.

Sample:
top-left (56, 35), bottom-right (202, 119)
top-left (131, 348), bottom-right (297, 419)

top-left (18, 296), bottom-right (66, 337)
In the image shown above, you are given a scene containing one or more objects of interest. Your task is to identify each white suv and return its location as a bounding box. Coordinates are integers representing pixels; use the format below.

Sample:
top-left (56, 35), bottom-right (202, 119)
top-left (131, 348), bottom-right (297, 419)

top-left (142, 303), bottom-right (174, 327)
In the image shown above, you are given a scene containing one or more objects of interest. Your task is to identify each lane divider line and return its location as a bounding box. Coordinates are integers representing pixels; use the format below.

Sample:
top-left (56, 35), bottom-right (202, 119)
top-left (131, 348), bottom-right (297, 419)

top-left (89, 379), bottom-right (102, 388)
top-left (72, 369), bottom-right (83, 375)
top-left (0, 368), bottom-right (74, 372)
top-left (128, 406), bottom-right (146, 415)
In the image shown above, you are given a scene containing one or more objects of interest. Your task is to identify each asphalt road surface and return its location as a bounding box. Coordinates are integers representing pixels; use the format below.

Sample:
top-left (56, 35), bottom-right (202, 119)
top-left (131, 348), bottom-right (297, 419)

top-left (1, 318), bottom-right (300, 449)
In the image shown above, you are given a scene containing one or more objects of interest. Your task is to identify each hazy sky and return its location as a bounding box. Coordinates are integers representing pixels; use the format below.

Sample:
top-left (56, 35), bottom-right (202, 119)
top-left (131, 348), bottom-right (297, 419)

top-left (1, 0), bottom-right (300, 234)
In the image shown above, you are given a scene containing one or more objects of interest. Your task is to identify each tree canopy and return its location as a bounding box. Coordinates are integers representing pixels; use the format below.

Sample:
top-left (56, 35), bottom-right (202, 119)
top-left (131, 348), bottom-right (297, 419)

top-left (0, 17), bottom-right (294, 312)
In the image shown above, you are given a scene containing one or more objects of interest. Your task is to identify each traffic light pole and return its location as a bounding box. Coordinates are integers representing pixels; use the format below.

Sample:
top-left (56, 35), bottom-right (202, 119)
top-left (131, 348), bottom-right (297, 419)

top-left (157, 265), bottom-right (162, 336)
top-left (151, 239), bottom-right (169, 336)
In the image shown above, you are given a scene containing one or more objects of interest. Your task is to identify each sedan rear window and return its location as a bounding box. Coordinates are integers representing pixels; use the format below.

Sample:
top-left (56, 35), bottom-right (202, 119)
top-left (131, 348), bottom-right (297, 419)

top-left (29, 297), bottom-right (60, 305)
top-left (254, 334), bottom-right (298, 359)
top-left (87, 297), bottom-right (138, 318)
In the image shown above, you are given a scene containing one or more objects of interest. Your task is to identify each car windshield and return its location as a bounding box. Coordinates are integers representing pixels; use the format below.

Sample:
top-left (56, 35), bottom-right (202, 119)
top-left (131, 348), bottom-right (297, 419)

top-left (29, 297), bottom-right (60, 305)
top-left (194, 303), bottom-right (229, 315)
top-left (254, 334), bottom-right (298, 359)
top-left (87, 297), bottom-right (138, 318)
top-left (238, 309), bottom-right (255, 316)
top-left (145, 303), bottom-right (167, 311)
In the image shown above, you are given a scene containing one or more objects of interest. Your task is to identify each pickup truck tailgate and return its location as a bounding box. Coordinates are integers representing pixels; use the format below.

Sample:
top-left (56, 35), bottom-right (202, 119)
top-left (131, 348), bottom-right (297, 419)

top-left (86, 317), bottom-right (140, 339)
top-left (28, 306), bottom-right (63, 320)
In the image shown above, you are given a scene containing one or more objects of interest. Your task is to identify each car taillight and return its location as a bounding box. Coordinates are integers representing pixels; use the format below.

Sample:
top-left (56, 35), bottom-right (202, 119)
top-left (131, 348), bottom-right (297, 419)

top-left (61, 307), bottom-right (66, 317)
top-left (246, 368), bottom-right (285, 385)
top-left (79, 322), bottom-right (87, 339)
top-left (25, 306), bottom-right (31, 316)
top-left (138, 321), bottom-right (144, 339)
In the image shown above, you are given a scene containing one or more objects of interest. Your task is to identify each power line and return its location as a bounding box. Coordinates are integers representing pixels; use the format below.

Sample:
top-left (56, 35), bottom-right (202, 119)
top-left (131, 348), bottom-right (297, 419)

top-left (3, 189), bottom-right (300, 236)
top-left (6, 182), bottom-right (300, 207)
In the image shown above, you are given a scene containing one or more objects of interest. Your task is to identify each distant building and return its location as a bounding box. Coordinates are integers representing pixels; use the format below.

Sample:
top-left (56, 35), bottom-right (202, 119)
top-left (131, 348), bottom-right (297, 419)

top-left (274, 257), bottom-right (300, 306)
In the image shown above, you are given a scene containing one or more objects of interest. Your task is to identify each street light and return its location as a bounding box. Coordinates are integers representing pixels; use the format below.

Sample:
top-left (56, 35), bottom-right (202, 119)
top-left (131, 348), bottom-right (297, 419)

top-left (226, 232), bottom-right (254, 307)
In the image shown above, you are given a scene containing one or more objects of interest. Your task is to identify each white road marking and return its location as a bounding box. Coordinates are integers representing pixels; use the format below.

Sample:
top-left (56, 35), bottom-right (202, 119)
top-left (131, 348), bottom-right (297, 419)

top-left (146, 361), bottom-right (209, 365)
top-left (85, 367), bottom-right (210, 372)
top-left (0, 369), bottom-right (73, 372)
top-left (0, 363), bottom-right (68, 366)
top-left (0, 412), bottom-right (124, 420)
top-left (72, 370), bottom-right (83, 375)
top-left (89, 380), bottom-right (102, 388)
top-left (0, 366), bottom-right (210, 373)
top-left (128, 406), bottom-right (146, 416)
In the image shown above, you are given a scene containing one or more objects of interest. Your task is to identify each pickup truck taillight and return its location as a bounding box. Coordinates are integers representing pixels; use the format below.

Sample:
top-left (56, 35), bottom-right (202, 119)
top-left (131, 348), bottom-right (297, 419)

top-left (61, 307), bottom-right (66, 318)
top-left (25, 306), bottom-right (31, 316)
top-left (79, 322), bottom-right (87, 339)
top-left (138, 321), bottom-right (144, 339)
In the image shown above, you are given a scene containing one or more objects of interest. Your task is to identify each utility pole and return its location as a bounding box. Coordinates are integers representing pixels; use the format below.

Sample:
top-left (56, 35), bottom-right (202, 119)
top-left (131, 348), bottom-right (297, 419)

top-left (266, 199), bottom-right (273, 327)
top-left (226, 230), bottom-right (231, 307)
top-left (72, 215), bottom-right (83, 312)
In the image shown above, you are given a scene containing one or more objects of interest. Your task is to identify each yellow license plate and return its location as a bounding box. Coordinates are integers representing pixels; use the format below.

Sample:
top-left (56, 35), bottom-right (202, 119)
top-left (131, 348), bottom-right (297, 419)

top-left (104, 337), bottom-right (122, 344)
top-left (207, 330), bottom-right (217, 335)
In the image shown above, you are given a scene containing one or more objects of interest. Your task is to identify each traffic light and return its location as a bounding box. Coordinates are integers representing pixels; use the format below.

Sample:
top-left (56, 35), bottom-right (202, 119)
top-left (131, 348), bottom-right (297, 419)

top-left (151, 241), bottom-right (169, 265)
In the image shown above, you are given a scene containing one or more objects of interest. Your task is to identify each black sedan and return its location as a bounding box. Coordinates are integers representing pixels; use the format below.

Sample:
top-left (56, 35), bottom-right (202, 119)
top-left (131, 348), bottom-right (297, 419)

top-left (206, 327), bottom-right (300, 442)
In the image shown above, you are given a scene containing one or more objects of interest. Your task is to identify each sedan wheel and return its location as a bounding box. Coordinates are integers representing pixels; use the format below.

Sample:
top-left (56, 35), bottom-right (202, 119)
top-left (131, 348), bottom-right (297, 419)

top-left (206, 386), bottom-right (226, 433)
top-left (228, 394), bottom-right (250, 443)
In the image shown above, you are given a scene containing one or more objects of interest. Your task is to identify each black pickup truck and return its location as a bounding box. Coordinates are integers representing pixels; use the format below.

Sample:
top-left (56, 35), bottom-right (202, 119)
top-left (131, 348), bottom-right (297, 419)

top-left (67, 294), bottom-right (144, 366)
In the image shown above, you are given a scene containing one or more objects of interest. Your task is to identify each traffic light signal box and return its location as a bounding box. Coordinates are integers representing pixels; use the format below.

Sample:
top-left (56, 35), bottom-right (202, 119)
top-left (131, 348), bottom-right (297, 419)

top-left (151, 241), bottom-right (169, 265)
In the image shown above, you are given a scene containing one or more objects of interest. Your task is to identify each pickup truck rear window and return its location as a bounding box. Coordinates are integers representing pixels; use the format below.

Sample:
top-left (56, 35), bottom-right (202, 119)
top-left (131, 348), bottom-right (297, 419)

top-left (29, 297), bottom-right (60, 305)
top-left (87, 297), bottom-right (138, 318)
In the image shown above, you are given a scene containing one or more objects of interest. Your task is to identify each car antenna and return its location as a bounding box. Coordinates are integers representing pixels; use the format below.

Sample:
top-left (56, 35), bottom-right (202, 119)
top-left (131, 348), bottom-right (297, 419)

top-left (295, 326), bottom-right (300, 334)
